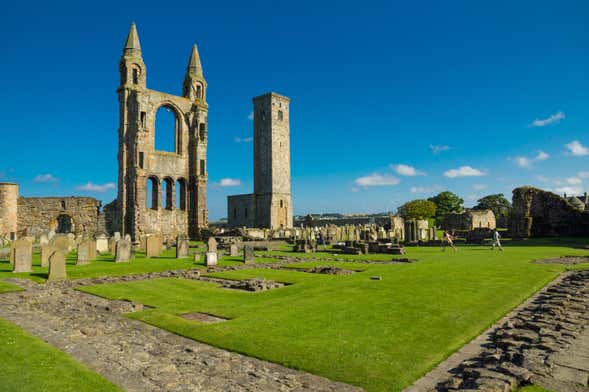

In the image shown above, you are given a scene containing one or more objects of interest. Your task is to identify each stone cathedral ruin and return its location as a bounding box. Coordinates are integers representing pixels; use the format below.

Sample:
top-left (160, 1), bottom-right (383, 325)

top-left (0, 23), bottom-right (293, 242)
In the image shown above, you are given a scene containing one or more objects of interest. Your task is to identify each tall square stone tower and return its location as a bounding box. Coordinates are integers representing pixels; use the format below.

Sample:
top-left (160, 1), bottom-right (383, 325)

top-left (227, 92), bottom-right (293, 229)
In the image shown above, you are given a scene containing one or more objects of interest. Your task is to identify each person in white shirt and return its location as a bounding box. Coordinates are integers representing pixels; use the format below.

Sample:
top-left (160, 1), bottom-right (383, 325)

top-left (491, 229), bottom-right (503, 251)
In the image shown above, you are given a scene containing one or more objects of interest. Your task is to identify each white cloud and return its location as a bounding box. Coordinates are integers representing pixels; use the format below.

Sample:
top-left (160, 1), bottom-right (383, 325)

top-left (217, 178), bottom-right (241, 187)
top-left (536, 151), bottom-right (550, 161)
top-left (354, 173), bottom-right (400, 187)
top-left (514, 156), bottom-right (532, 168)
top-left (410, 185), bottom-right (441, 194)
top-left (234, 136), bottom-right (253, 143)
top-left (247, 111), bottom-right (254, 120)
top-left (393, 164), bottom-right (425, 176)
top-left (554, 186), bottom-right (583, 195)
top-left (429, 144), bottom-right (449, 154)
top-left (34, 173), bottom-right (58, 183)
top-left (443, 166), bottom-right (485, 178)
top-left (351, 187), bottom-right (360, 193)
top-left (578, 171), bottom-right (589, 179)
top-left (566, 177), bottom-right (582, 185)
top-left (530, 111), bottom-right (565, 127)
top-left (473, 184), bottom-right (487, 191)
top-left (76, 182), bottom-right (115, 192)
top-left (565, 140), bottom-right (589, 156)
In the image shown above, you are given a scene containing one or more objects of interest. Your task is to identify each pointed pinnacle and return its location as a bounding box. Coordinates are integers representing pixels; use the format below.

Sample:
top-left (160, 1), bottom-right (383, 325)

top-left (187, 44), bottom-right (203, 74)
top-left (123, 22), bottom-right (142, 53)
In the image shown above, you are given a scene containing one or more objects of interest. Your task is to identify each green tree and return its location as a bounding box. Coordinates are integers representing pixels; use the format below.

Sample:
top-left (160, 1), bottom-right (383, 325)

top-left (428, 191), bottom-right (464, 223)
top-left (398, 199), bottom-right (436, 220)
top-left (473, 193), bottom-right (512, 218)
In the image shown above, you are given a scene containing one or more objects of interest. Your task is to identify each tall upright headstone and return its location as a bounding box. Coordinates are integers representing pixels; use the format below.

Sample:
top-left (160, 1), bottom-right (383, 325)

top-left (47, 250), bottom-right (67, 282)
top-left (77, 240), bottom-right (96, 265)
top-left (11, 239), bottom-right (32, 273)
top-left (146, 234), bottom-right (162, 258)
top-left (207, 237), bottom-right (217, 253)
top-left (176, 236), bottom-right (189, 258)
top-left (115, 239), bottom-right (131, 263)
top-left (243, 245), bottom-right (255, 264)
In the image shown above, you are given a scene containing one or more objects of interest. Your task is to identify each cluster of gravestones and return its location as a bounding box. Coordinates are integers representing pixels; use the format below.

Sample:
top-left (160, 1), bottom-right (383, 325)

top-left (292, 222), bottom-right (437, 244)
top-left (202, 237), bottom-right (255, 267)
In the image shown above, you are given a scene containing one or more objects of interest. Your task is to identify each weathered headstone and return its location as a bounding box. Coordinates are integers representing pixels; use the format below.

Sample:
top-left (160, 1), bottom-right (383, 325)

top-left (124, 233), bottom-right (131, 242)
top-left (41, 245), bottom-right (51, 268)
top-left (194, 253), bottom-right (201, 262)
top-left (48, 230), bottom-right (56, 241)
top-left (229, 244), bottom-right (239, 257)
top-left (95, 234), bottom-right (109, 253)
top-left (11, 239), bottom-right (32, 273)
top-left (114, 232), bottom-right (121, 241)
top-left (47, 250), bottom-right (67, 282)
top-left (115, 239), bottom-right (131, 262)
top-left (243, 245), bottom-right (255, 264)
top-left (176, 236), bottom-right (189, 258)
top-left (66, 233), bottom-right (76, 251)
top-left (146, 235), bottom-right (162, 258)
top-left (77, 240), bottom-right (96, 265)
top-left (204, 251), bottom-right (217, 266)
top-left (207, 237), bottom-right (217, 253)
top-left (51, 234), bottom-right (69, 252)
top-left (39, 233), bottom-right (49, 246)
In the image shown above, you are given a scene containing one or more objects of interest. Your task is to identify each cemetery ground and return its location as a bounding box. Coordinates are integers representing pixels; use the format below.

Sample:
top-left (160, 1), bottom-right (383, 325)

top-left (1, 239), bottom-right (588, 391)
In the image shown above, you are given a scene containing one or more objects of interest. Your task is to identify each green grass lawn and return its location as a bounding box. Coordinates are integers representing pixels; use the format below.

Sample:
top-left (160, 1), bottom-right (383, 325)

top-left (0, 318), bottom-right (120, 392)
top-left (78, 239), bottom-right (589, 391)
top-left (0, 247), bottom-right (280, 282)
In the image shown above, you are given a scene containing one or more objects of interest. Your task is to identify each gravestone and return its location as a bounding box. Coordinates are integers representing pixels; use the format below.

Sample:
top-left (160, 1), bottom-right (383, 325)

top-left (11, 239), bottom-right (32, 273)
top-left (124, 233), bottom-right (131, 242)
top-left (146, 235), bottom-right (162, 258)
top-left (207, 237), bottom-right (217, 253)
top-left (77, 240), bottom-right (96, 265)
top-left (194, 253), bottom-right (201, 262)
top-left (48, 230), bottom-right (56, 241)
top-left (176, 236), bottom-right (189, 258)
top-left (115, 239), bottom-right (131, 262)
top-left (243, 245), bottom-right (255, 264)
top-left (47, 250), bottom-right (67, 282)
top-left (66, 233), bottom-right (76, 251)
top-left (109, 237), bottom-right (117, 253)
top-left (51, 234), bottom-right (69, 253)
top-left (229, 244), bottom-right (239, 257)
top-left (95, 234), bottom-right (109, 253)
top-left (204, 251), bottom-right (217, 266)
top-left (39, 233), bottom-right (49, 246)
top-left (41, 245), bottom-right (51, 268)
top-left (114, 232), bottom-right (121, 241)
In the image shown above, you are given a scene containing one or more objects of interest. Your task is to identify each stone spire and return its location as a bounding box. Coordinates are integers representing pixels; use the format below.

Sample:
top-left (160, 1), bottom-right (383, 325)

top-left (183, 44), bottom-right (206, 101)
top-left (123, 23), bottom-right (142, 55)
top-left (186, 44), bottom-right (203, 76)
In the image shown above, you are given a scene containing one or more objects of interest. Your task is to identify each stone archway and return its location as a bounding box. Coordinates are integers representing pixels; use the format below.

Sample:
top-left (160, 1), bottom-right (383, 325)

top-left (56, 214), bottom-right (73, 233)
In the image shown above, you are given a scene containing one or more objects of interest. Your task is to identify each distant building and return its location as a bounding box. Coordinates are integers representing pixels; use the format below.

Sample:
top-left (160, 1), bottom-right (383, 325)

top-left (227, 93), bottom-right (293, 229)
top-left (442, 210), bottom-right (496, 231)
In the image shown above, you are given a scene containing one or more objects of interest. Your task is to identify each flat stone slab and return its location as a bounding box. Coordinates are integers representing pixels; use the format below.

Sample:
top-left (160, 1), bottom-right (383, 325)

top-left (180, 312), bottom-right (228, 324)
top-left (534, 256), bottom-right (589, 265)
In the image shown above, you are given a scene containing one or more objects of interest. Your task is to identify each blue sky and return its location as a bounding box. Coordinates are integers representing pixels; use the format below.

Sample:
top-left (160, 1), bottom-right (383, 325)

top-left (1, 0), bottom-right (588, 220)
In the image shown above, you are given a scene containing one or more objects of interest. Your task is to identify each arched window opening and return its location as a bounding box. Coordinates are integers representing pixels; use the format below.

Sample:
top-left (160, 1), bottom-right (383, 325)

top-left (176, 179), bottom-right (186, 211)
top-left (278, 110), bottom-right (284, 121)
top-left (196, 84), bottom-right (202, 99)
top-left (199, 123), bottom-right (206, 140)
top-left (200, 159), bottom-right (206, 176)
top-left (154, 106), bottom-right (179, 153)
top-left (60, 200), bottom-right (66, 210)
top-left (280, 200), bottom-right (284, 208)
top-left (132, 68), bottom-right (139, 84)
top-left (146, 177), bottom-right (159, 210)
top-left (162, 178), bottom-right (173, 210)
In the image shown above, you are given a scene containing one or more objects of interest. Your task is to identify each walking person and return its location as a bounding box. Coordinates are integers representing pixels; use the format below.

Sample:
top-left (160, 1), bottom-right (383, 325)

top-left (442, 230), bottom-right (457, 252)
top-left (491, 229), bottom-right (503, 251)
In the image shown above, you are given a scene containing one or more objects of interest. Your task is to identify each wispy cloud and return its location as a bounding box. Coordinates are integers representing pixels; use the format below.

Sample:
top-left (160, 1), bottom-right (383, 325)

top-left (392, 164), bottom-right (425, 176)
top-left (33, 173), bottom-right (58, 183)
top-left (473, 184), bottom-right (487, 191)
top-left (530, 111), bottom-right (565, 127)
top-left (234, 136), bottom-right (253, 143)
top-left (410, 185), bottom-right (441, 194)
top-left (578, 171), bottom-right (589, 179)
top-left (217, 178), bottom-right (241, 187)
top-left (554, 186), bottom-right (583, 195)
top-left (429, 144), bottom-right (449, 154)
top-left (565, 140), bottom-right (589, 156)
top-left (247, 111), bottom-right (254, 121)
top-left (354, 173), bottom-right (400, 187)
top-left (443, 166), bottom-right (485, 178)
top-left (76, 182), bottom-right (115, 192)
top-left (513, 151), bottom-right (550, 168)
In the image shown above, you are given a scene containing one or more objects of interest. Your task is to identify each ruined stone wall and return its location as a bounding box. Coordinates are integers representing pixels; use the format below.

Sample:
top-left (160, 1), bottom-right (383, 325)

top-left (227, 194), bottom-right (256, 227)
top-left (509, 186), bottom-right (589, 237)
top-left (442, 210), bottom-right (496, 231)
top-left (17, 197), bottom-right (101, 238)
top-left (0, 183), bottom-right (18, 241)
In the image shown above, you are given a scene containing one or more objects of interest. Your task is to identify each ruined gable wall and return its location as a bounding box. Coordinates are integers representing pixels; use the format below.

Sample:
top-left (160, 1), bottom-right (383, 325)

top-left (17, 197), bottom-right (100, 238)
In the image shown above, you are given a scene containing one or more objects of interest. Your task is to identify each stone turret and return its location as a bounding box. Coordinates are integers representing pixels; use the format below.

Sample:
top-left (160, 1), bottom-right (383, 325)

top-left (119, 23), bottom-right (146, 88)
top-left (183, 44), bottom-right (207, 102)
top-left (0, 182), bottom-right (18, 241)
